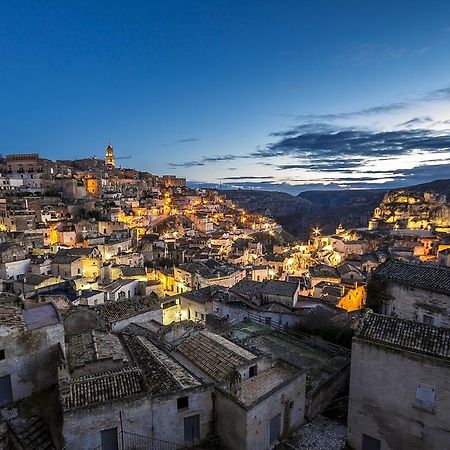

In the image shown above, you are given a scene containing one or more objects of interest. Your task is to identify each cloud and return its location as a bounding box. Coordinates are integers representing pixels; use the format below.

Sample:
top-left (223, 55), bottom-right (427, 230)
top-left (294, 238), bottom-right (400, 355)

top-left (169, 161), bottom-right (204, 168)
top-left (168, 153), bottom-right (248, 168)
top-left (395, 116), bottom-right (434, 128)
top-left (288, 103), bottom-right (409, 122)
top-left (255, 128), bottom-right (450, 163)
top-left (280, 84), bottom-right (450, 123)
top-left (176, 137), bottom-right (200, 143)
top-left (219, 176), bottom-right (275, 181)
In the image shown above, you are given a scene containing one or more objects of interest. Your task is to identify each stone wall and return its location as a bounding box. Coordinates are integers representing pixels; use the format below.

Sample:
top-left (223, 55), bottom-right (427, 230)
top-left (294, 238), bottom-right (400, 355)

top-left (63, 385), bottom-right (214, 449)
top-left (347, 338), bottom-right (450, 450)
top-left (0, 323), bottom-right (64, 402)
top-left (384, 282), bottom-right (450, 327)
top-left (215, 371), bottom-right (306, 450)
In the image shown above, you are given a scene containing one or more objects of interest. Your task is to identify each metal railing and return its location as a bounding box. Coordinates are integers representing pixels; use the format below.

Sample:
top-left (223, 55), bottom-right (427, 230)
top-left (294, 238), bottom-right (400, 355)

top-left (93, 430), bottom-right (185, 450)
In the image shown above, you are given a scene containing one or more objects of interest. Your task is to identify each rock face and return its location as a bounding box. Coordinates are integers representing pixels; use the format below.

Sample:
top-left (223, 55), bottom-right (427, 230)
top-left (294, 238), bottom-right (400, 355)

top-left (368, 189), bottom-right (450, 230)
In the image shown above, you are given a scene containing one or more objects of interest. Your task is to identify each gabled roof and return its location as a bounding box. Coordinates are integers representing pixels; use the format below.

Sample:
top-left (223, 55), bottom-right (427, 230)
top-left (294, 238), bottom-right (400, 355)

top-left (309, 264), bottom-right (340, 278)
top-left (261, 280), bottom-right (298, 298)
top-left (51, 255), bottom-right (81, 265)
top-left (120, 266), bottom-right (147, 277)
top-left (92, 295), bottom-right (160, 323)
top-left (374, 259), bottom-right (450, 295)
top-left (67, 330), bottom-right (127, 371)
top-left (177, 330), bottom-right (257, 382)
top-left (180, 285), bottom-right (226, 304)
top-left (63, 366), bottom-right (145, 411)
top-left (16, 273), bottom-right (57, 286)
top-left (102, 278), bottom-right (136, 292)
top-left (357, 312), bottom-right (450, 360)
top-left (0, 305), bottom-right (26, 332)
top-left (57, 247), bottom-right (99, 257)
top-left (122, 334), bottom-right (200, 395)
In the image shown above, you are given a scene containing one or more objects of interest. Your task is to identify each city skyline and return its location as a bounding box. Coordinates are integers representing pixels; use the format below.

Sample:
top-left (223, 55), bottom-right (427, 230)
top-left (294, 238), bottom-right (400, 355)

top-left (2, 1), bottom-right (450, 193)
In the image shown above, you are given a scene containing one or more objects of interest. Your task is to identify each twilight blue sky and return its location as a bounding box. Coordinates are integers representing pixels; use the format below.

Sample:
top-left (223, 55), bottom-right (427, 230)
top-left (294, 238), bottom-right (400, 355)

top-left (2, 0), bottom-right (450, 193)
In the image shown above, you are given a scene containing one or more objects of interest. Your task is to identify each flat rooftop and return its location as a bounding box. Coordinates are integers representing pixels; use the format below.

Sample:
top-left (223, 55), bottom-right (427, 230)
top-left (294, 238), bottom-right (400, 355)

top-left (230, 322), bottom-right (349, 391)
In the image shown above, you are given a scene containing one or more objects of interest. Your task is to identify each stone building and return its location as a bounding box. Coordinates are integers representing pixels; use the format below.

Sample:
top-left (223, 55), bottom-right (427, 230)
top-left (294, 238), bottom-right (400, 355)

top-left (60, 322), bottom-right (213, 449)
top-left (174, 329), bottom-right (306, 450)
top-left (348, 312), bottom-right (450, 450)
top-left (0, 303), bottom-right (63, 405)
top-left (370, 259), bottom-right (450, 327)
top-left (229, 279), bottom-right (299, 308)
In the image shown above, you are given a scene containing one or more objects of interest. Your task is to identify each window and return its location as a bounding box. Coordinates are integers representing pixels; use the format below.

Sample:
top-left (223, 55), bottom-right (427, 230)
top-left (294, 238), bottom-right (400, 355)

top-left (415, 384), bottom-right (436, 412)
top-left (249, 365), bottom-right (257, 378)
top-left (177, 396), bottom-right (189, 410)
top-left (0, 350), bottom-right (5, 360)
top-left (423, 314), bottom-right (434, 325)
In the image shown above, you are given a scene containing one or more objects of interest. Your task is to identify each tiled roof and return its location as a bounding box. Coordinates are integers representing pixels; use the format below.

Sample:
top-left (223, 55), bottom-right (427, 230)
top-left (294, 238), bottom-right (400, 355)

top-left (230, 279), bottom-right (264, 297)
top-left (181, 285), bottom-right (226, 304)
top-left (51, 255), bottom-right (81, 265)
top-left (238, 367), bottom-right (295, 407)
top-left (122, 334), bottom-right (200, 395)
top-left (16, 273), bottom-right (56, 286)
top-left (0, 305), bottom-right (26, 332)
top-left (67, 330), bottom-right (127, 371)
top-left (57, 247), bottom-right (98, 257)
top-left (261, 280), bottom-right (298, 298)
top-left (120, 266), bottom-right (146, 277)
top-left (374, 259), bottom-right (450, 295)
top-left (177, 331), bottom-right (256, 382)
top-left (102, 278), bottom-right (136, 292)
top-left (309, 264), bottom-right (340, 278)
top-left (357, 312), bottom-right (450, 359)
top-left (93, 296), bottom-right (160, 323)
top-left (63, 366), bottom-right (145, 410)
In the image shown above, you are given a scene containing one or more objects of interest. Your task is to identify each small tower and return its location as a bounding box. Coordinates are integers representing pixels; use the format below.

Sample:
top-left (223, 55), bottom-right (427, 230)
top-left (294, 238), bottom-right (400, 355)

top-left (105, 143), bottom-right (115, 169)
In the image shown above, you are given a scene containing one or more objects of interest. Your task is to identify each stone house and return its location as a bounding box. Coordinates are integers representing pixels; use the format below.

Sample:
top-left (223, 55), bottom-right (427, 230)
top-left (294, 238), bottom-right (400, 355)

top-left (370, 259), bottom-right (450, 328)
top-left (174, 260), bottom-right (245, 293)
top-left (0, 303), bottom-right (63, 405)
top-left (175, 330), bottom-right (306, 450)
top-left (97, 237), bottom-right (132, 261)
top-left (56, 247), bottom-right (102, 280)
top-left (90, 295), bottom-right (163, 332)
top-left (60, 323), bottom-right (213, 449)
top-left (229, 279), bottom-right (299, 308)
top-left (101, 278), bottom-right (138, 302)
top-left (348, 312), bottom-right (450, 450)
top-left (163, 285), bottom-right (226, 324)
top-left (0, 243), bottom-right (30, 280)
top-left (51, 255), bottom-right (83, 278)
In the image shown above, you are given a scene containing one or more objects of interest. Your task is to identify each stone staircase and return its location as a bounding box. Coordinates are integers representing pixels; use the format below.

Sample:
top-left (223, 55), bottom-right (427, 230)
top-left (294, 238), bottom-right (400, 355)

top-left (2, 409), bottom-right (56, 450)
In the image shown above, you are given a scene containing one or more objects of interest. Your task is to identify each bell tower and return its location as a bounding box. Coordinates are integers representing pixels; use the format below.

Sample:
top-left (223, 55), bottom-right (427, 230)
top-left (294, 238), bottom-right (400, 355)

top-left (105, 143), bottom-right (115, 169)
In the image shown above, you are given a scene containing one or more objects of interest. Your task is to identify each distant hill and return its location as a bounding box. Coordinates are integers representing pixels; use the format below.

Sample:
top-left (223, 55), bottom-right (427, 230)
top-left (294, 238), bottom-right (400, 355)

top-left (223, 178), bottom-right (450, 239)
